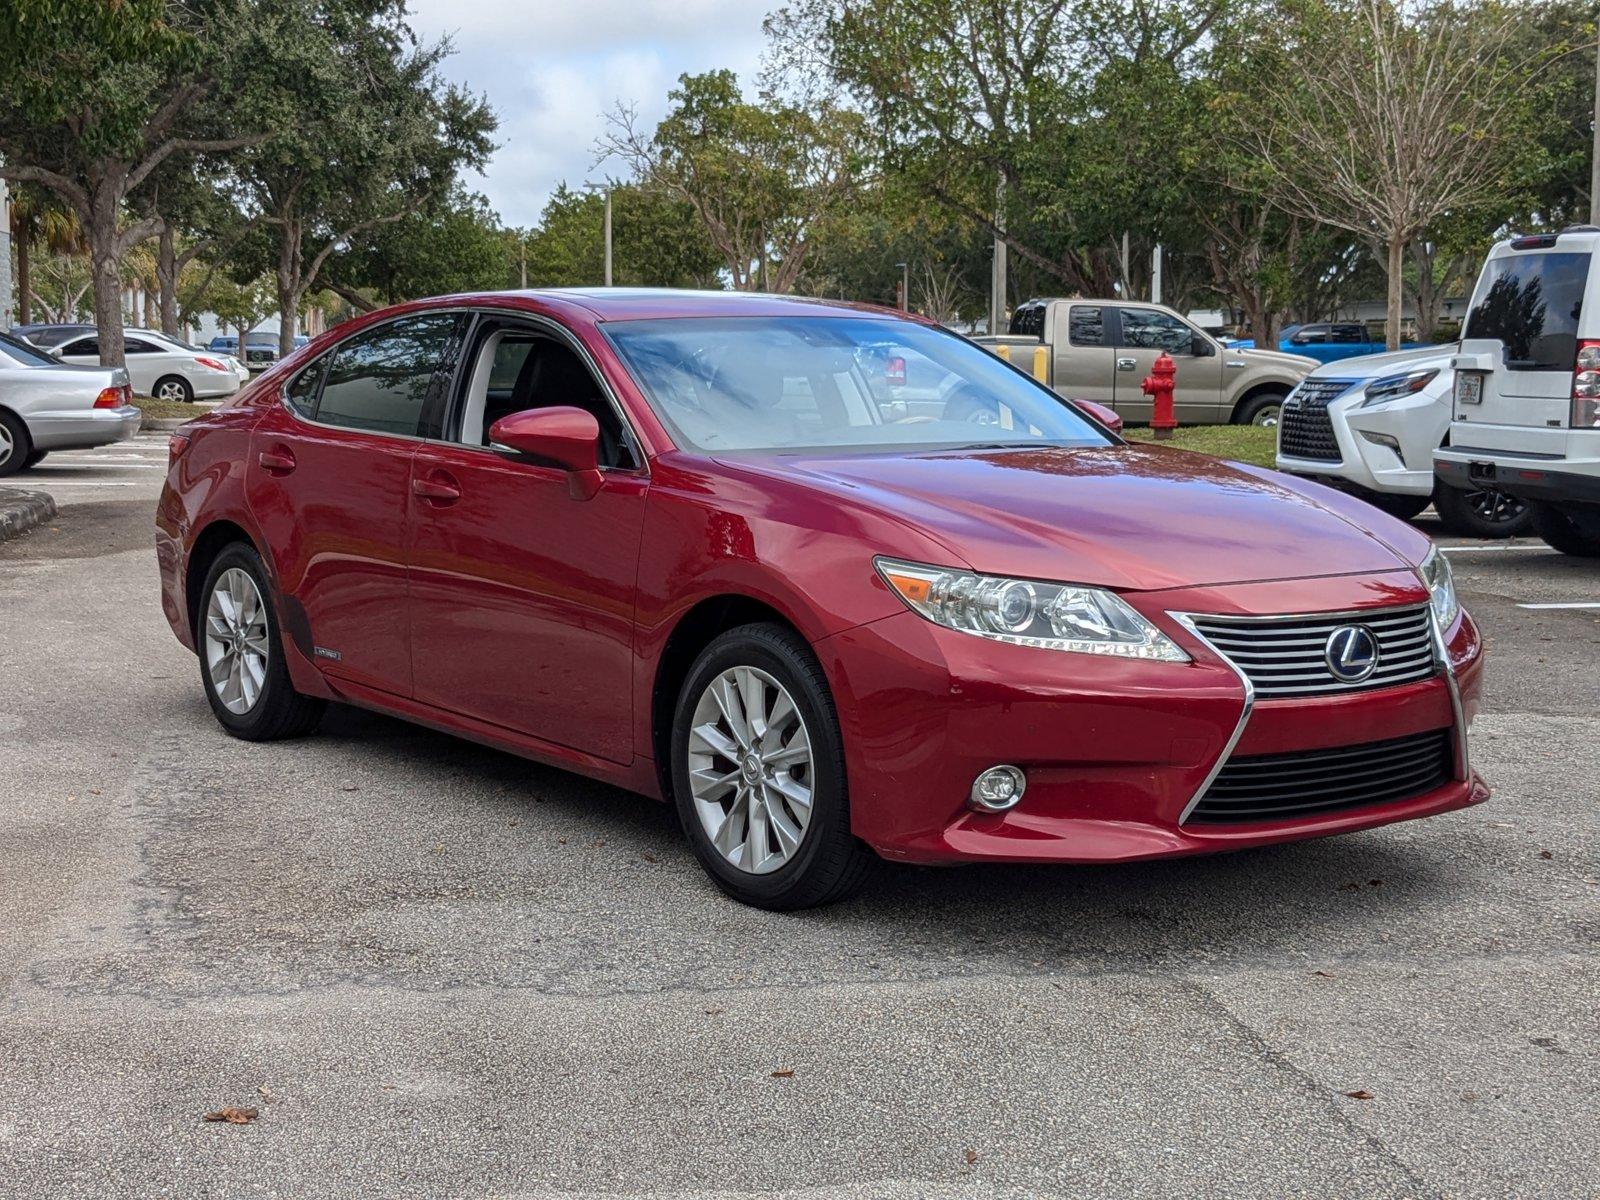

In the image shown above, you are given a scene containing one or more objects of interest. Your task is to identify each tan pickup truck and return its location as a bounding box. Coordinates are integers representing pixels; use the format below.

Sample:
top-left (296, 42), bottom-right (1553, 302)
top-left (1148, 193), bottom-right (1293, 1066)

top-left (975, 299), bottom-right (1316, 426)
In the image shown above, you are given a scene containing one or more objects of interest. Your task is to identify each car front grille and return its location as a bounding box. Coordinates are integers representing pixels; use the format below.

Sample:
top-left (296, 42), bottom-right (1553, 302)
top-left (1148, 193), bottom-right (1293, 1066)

top-left (1279, 378), bottom-right (1351, 461)
top-left (1186, 606), bottom-right (1437, 698)
top-left (1188, 728), bottom-right (1454, 824)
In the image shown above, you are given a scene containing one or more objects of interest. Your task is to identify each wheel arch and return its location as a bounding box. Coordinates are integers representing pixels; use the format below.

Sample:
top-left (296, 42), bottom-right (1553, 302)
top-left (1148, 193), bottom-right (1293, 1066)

top-left (184, 518), bottom-right (264, 640)
top-left (1230, 380), bottom-right (1293, 424)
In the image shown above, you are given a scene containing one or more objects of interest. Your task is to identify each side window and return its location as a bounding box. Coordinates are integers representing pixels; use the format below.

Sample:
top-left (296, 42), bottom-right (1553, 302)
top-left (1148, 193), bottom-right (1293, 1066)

top-left (1118, 308), bottom-right (1193, 353)
top-left (63, 338), bottom-right (98, 357)
top-left (1009, 303), bottom-right (1046, 338)
top-left (1068, 306), bottom-right (1106, 346)
top-left (1297, 325), bottom-right (1330, 344)
top-left (284, 357), bottom-right (327, 418)
top-left (314, 314), bottom-right (457, 437)
top-left (124, 338), bottom-right (159, 354)
top-left (1330, 324), bottom-right (1364, 344)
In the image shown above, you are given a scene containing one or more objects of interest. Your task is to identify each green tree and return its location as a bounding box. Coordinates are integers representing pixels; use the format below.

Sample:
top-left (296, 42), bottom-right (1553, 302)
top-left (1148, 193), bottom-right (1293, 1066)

top-left (327, 188), bottom-right (512, 307)
top-left (0, 0), bottom-right (262, 364)
top-left (521, 183), bottom-right (722, 288)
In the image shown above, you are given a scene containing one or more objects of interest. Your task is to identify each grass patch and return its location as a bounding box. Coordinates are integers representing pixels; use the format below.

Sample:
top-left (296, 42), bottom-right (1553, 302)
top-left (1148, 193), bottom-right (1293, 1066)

top-left (1123, 423), bottom-right (1277, 468)
top-left (132, 397), bottom-right (210, 420)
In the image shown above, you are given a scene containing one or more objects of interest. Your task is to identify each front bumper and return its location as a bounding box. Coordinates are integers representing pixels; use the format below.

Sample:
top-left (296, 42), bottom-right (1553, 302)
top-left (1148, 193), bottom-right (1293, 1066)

top-left (28, 405), bottom-right (143, 451)
top-left (1278, 387), bottom-right (1445, 498)
top-left (819, 571), bottom-right (1484, 865)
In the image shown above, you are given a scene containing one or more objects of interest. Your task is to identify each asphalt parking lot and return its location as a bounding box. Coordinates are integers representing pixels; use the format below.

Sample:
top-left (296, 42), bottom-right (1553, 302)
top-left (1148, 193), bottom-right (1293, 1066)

top-left (1, 440), bottom-right (1596, 1198)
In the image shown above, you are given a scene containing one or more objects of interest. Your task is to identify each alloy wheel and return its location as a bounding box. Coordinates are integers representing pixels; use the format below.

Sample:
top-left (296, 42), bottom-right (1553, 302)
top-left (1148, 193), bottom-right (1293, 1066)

top-left (0, 422), bottom-right (13, 467)
top-left (1465, 487), bottom-right (1525, 526)
top-left (157, 380), bottom-right (188, 402)
top-left (687, 665), bottom-right (814, 875)
top-left (204, 567), bottom-right (269, 715)
top-left (1252, 405), bottom-right (1282, 427)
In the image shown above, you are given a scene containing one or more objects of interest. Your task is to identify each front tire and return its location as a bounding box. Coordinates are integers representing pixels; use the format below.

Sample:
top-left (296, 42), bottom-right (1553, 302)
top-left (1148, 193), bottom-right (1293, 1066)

top-left (197, 543), bottom-right (325, 740)
top-left (1433, 483), bottom-right (1531, 539)
top-left (1235, 390), bottom-right (1286, 427)
top-left (0, 410), bottom-right (32, 478)
top-left (670, 623), bottom-right (874, 910)
top-left (154, 375), bottom-right (195, 403)
top-left (1531, 503), bottom-right (1600, 557)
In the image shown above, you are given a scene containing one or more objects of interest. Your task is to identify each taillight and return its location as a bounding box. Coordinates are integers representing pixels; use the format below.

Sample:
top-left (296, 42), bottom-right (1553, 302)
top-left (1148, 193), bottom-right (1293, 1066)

top-left (1573, 340), bottom-right (1600, 427)
top-left (195, 356), bottom-right (229, 372)
top-left (93, 386), bottom-right (123, 409)
top-left (168, 433), bottom-right (192, 466)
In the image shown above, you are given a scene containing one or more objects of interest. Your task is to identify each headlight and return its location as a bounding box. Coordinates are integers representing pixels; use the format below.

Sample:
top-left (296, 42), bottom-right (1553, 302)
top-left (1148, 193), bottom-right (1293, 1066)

top-left (1361, 368), bottom-right (1439, 408)
top-left (1418, 547), bottom-right (1459, 629)
top-left (874, 558), bottom-right (1189, 661)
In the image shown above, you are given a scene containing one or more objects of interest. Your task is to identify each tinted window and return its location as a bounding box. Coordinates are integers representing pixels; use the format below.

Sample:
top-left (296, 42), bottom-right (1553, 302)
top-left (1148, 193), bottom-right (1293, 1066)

top-left (125, 338), bottom-right (161, 354)
top-left (1293, 325), bottom-right (1329, 344)
top-left (1009, 302), bottom-right (1047, 339)
top-left (1068, 306), bottom-right (1106, 346)
top-left (285, 358), bottom-right (326, 418)
top-left (1464, 250), bottom-right (1590, 371)
top-left (314, 315), bottom-right (457, 436)
top-left (1330, 324), bottom-right (1365, 343)
top-left (62, 338), bottom-right (98, 356)
top-left (1118, 308), bottom-right (1193, 352)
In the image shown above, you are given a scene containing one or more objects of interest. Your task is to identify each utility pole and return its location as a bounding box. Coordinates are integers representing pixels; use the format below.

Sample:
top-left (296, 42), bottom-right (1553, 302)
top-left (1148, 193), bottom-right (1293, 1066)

top-left (1590, 33), bottom-right (1600, 224)
top-left (1151, 244), bottom-right (1163, 306)
top-left (519, 235), bottom-right (527, 289)
top-left (0, 178), bottom-right (12, 329)
top-left (583, 181), bottom-right (614, 286)
top-left (895, 261), bottom-right (909, 311)
top-left (989, 179), bottom-right (1007, 334)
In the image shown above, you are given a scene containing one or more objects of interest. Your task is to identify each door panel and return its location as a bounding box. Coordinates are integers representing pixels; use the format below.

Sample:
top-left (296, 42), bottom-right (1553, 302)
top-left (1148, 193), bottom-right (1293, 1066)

top-left (1050, 304), bottom-right (1118, 406)
top-left (406, 444), bottom-right (647, 763)
top-left (1111, 307), bottom-right (1225, 422)
top-left (245, 402), bottom-right (417, 695)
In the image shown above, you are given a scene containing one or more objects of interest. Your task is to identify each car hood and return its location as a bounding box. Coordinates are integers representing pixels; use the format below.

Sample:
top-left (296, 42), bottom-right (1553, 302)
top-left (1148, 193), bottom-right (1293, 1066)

top-left (736, 443), bottom-right (1423, 591)
top-left (1308, 344), bottom-right (1455, 381)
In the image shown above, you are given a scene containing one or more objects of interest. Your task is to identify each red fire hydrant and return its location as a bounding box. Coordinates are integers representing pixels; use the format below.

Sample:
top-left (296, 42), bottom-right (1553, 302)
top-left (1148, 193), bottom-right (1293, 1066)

top-left (1142, 351), bottom-right (1178, 439)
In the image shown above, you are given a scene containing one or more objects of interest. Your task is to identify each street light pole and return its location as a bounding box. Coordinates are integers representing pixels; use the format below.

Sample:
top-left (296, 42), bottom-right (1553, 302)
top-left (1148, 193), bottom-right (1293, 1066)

top-left (895, 261), bottom-right (909, 311)
top-left (583, 181), bottom-right (613, 287)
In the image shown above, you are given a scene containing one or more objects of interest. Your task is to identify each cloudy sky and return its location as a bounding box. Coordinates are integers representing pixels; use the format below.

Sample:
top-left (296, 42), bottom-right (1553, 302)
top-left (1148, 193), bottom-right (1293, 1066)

top-left (407, 0), bottom-right (780, 229)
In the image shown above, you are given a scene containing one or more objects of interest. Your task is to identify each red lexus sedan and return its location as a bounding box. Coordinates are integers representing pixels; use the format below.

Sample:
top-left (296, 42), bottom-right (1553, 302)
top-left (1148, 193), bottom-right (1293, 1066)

top-left (156, 290), bottom-right (1487, 909)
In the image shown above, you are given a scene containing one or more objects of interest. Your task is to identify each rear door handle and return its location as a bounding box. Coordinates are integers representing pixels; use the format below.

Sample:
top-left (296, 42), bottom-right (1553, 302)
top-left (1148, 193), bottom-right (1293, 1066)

top-left (411, 474), bottom-right (461, 504)
top-left (1116, 357), bottom-right (1138, 371)
top-left (257, 448), bottom-right (296, 474)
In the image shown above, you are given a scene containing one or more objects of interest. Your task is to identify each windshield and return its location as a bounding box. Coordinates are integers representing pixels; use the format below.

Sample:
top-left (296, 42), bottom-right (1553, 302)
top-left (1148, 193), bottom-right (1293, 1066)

top-left (1464, 250), bottom-right (1589, 371)
top-left (0, 331), bottom-right (56, 366)
top-left (605, 316), bottom-right (1113, 454)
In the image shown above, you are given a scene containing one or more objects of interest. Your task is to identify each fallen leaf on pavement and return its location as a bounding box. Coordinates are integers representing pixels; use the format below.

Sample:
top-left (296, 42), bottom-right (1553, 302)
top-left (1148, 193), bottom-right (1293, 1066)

top-left (964, 1149), bottom-right (980, 1165)
top-left (257, 1084), bottom-right (274, 1102)
top-left (203, 1106), bottom-right (259, 1124)
top-left (1312, 970), bottom-right (1336, 979)
top-left (771, 1069), bottom-right (794, 1078)
top-left (1343, 1090), bottom-right (1374, 1100)
top-left (1539, 850), bottom-right (1553, 859)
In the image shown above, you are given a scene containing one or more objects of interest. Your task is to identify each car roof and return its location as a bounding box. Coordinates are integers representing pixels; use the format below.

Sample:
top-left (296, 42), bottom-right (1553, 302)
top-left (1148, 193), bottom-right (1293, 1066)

top-left (489, 288), bottom-right (912, 323)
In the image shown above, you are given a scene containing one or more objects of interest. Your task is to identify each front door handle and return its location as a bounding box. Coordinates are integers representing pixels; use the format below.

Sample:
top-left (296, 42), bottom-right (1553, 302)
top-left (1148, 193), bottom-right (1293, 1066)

top-left (1116, 357), bottom-right (1138, 371)
top-left (411, 474), bottom-right (461, 504)
top-left (257, 448), bottom-right (296, 474)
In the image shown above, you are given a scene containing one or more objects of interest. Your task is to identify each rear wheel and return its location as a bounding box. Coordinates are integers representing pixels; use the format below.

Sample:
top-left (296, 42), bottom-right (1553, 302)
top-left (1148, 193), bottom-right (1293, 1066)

top-left (197, 543), bottom-right (326, 739)
top-left (154, 375), bottom-right (194, 403)
top-left (1433, 482), bottom-right (1531, 539)
top-left (1531, 503), bottom-right (1600, 557)
top-left (670, 623), bottom-right (874, 910)
top-left (1235, 390), bottom-right (1286, 427)
top-left (23, 450), bottom-right (49, 469)
top-left (0, 410), bottom-right (32, 478)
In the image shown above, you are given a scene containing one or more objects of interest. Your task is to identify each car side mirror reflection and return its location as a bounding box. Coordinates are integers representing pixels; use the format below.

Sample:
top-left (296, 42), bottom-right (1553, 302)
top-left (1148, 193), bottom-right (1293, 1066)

top-left (488, 406), bottom-right (604, 500)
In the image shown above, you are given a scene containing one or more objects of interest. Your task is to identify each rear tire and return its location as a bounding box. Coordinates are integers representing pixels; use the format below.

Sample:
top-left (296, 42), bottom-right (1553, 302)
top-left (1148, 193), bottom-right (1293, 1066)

top-left (1235, 390), bottom-right (1287, 427)
top-left (0, 410), bottom-right (32, 478)
top-left (1362, 490), bottom-right (1430, 521)
top-left (154, 375), bottom-right (195, 403)
top-left (1531, 503), bottom-right (1600, 557)
top-left (670, 622), bottom-right (875, 910)
top-left (197, 543), bottom-right (326, 740)
top-left (1433, 483), bottom-right (1531, 539)
top-left (23, 450), bottom-right (48, 469)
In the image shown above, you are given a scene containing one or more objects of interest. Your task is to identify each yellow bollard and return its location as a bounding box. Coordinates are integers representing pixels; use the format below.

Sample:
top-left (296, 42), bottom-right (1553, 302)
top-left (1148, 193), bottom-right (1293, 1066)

top-left (1032, 345), bottom-right (1050, 385)
top-left (994, 343), bottom-right (1011, 363)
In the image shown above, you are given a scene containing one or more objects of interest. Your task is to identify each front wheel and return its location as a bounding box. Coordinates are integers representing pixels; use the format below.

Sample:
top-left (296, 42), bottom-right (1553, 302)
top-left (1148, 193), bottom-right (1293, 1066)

top-left (1531, 503), bottom-right (1600, 557)
top-left (670, 623), bottom-right (875, 910)
top-left (0, 410), bottom-right (32, 478)
top-left (1235, 391), bottom-right (1286, 427)
top-left (197, 543), bottom-right (326, 739)
top-left (1433, 483), bottom-right (1531, 539)
top-left (154, 375), bottom-right (195, 403)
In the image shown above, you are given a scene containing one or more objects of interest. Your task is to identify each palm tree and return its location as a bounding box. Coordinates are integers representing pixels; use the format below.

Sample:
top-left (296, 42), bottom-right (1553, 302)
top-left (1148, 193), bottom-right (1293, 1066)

top-left (9, 185), bottom-right (86, 325)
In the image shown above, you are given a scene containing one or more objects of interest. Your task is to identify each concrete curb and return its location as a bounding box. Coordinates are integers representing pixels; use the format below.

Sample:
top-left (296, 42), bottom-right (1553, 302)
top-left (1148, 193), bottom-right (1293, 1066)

top-left (0, 487), bottom-right (58, 543)
top-left (141, 416), bottom-right (195, 432)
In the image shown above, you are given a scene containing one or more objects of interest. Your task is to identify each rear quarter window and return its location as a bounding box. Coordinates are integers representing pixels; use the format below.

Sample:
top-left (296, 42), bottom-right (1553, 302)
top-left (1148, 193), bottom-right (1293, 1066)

top-left (1465, 250), bottom-right (1590, 371)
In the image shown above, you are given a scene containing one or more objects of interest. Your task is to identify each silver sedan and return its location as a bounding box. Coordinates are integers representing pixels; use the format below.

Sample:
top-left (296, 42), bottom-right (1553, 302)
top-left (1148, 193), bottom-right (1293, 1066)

top-left (0, 331), bottom-right (141, 477)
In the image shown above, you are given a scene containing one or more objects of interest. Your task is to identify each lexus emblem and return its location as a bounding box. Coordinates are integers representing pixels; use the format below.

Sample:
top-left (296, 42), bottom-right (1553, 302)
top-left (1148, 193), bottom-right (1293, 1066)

top-left (1325, 625), bottom-right (1379, 683)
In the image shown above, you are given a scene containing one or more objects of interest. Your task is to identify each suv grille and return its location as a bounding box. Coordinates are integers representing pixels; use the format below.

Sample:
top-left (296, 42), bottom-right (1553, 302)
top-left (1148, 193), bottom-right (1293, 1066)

top-left (1187, 606), bottom-right (1436, 698)
top-left (1279, 379), bottom-right (1351, 461)
top-left (1189, 728), bottom-right (1453, 824)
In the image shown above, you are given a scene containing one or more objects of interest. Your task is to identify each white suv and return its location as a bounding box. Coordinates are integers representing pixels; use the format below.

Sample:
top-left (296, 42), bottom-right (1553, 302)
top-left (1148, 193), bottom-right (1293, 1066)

top-left (1436, 227), bottom-right (1600, 556)
top-left (1277, 346), bottom-right (1530, 536)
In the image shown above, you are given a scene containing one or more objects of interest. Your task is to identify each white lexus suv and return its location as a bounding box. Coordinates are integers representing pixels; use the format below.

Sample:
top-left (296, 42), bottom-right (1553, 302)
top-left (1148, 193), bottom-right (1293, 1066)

top-left (1435, 227), bottom-right (1600, 556)
top-left (1277, 346), bottom-right (1530, 537)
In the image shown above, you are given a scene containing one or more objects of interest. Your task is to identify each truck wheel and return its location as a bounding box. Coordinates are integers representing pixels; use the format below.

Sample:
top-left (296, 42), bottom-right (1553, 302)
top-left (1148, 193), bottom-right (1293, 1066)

top-left (1362, 491), bottom-right (1430, 521)
top-left (1434, 483), bottom-right (1531, 539)
top-left (1531, 503), bottom-right (1600, 557)
top-left (1235, 391), bottom-right (1286, 427)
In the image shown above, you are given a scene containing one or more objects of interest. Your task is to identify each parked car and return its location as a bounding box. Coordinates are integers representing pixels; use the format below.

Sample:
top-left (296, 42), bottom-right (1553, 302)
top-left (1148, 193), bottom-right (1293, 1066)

top-left (209, 333), bottom-right (283, 373)
top-left (1436, 226), bottom-right (1600, 555)
top-left (10, 323), bottom-right (94, 349)
top-left (1276, 347), bottom-right (1531, 537)
top-left (129, 329), bottom-right (251, 386)
top-left (1274, 323), bottom-right (1424, 363)
top-left (977, 299), bottom-right (1316, 426)
top-left (51, 330), bottom-right (240, 402)
top-left (0, 331), bottom-right (139, 476)
top-left (157, 289), bottom-right (1486, 910)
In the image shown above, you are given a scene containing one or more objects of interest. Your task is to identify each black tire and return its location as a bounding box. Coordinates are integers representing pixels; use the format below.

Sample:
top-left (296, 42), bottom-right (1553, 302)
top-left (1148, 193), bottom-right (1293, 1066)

top-left (1531, 503), bottom-right (1600, 557)
top-left (22, 450), bottom-right (49, 469)
top-left (670, 622), bottom-right (875, 910)
top-left (1234, 390), bottom-right (1287, 427)
top-left (1361, 490), bottom-right (1431, 522)
top-left (196, 543), bottom-right (326, 740)
top-left (1433, 482), bottom-right (1532, 539)
top-left (153, 375), bottom-right (195, 403)
top-left (0, 409), bottom-right (32, 478)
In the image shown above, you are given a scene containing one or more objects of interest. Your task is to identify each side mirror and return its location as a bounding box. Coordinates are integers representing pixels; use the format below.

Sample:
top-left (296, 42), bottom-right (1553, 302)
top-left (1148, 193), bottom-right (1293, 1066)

top-left (488, 406), bottom-right (604, 500)
top-left (1069, 397), bottom-right (1123, 434)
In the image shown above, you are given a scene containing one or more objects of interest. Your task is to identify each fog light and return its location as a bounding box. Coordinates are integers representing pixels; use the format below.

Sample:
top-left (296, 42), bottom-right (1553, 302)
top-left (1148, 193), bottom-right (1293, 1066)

top-left (969, 765), bottom-right (1026, 812)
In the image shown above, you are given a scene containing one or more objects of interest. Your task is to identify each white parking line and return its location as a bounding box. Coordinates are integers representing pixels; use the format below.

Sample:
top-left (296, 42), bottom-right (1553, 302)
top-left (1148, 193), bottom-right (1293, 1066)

top-left (1437, 544), bottom-right (1550, 553)
top-left (1516, 602), bottom-right (1600, 610)
top-left (32, 481), bottom-right (142, 487)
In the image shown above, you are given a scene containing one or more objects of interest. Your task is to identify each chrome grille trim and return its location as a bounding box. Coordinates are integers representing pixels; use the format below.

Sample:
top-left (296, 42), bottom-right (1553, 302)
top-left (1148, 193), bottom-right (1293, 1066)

top-left (1279, 378), bottom-right (1352, 462)
top-left (1182, 605), bottom-right (1438, 698)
